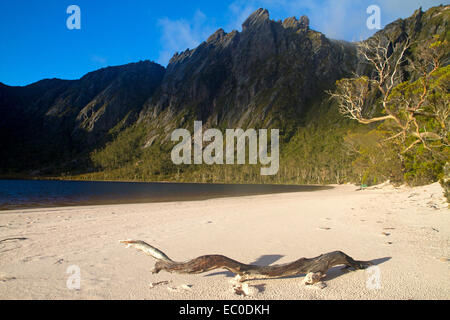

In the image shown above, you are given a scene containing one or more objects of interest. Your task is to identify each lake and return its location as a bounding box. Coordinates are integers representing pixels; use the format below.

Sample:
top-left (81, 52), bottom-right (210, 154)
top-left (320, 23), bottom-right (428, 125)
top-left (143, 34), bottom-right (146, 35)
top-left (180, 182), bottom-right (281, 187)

top-left (0, 179), bottom-right (330, 210)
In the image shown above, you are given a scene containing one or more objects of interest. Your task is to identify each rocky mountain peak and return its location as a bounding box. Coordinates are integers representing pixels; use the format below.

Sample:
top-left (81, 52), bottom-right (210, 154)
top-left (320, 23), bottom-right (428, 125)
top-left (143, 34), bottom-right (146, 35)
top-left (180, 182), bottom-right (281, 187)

top-left (207, 28), bottom-right (227, 43)
top-left (242, 8), bottom-right (270, 31)
top-left (282, 15), bottom-right (310, 30)
top-left (299, 15), bottom-right (310, 28)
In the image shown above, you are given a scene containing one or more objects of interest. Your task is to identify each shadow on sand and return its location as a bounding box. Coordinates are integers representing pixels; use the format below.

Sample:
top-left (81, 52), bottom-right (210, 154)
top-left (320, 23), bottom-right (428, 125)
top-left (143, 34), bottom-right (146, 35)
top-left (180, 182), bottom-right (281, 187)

top-left (204, 255), bottom-right (392, 282)
top-left (323, 256), bottom-right (391, 281)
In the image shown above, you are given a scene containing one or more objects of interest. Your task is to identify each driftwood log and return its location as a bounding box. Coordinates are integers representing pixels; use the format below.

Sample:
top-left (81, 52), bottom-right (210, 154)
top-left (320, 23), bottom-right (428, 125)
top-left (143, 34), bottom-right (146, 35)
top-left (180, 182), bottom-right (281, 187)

top-left (120, 240), bottom-right (372, 285)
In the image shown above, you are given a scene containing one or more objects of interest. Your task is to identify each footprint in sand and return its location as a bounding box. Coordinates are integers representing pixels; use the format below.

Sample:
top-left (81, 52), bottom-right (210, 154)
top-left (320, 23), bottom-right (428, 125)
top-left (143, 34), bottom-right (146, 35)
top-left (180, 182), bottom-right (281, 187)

top-left (0, 274), bottom-right (16, 283)
top-left (427, 202), bottom-right (439, 209)
top-left (0, 237), bottom-right (28, 244)
top-left (421, 227), bottom-right (439, 233)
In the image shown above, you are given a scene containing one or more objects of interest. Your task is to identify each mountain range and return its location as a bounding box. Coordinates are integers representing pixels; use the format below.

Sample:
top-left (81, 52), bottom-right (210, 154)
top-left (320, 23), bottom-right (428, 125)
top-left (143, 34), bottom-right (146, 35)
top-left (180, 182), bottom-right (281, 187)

top-left (0, 5), bottom-right (448, 183)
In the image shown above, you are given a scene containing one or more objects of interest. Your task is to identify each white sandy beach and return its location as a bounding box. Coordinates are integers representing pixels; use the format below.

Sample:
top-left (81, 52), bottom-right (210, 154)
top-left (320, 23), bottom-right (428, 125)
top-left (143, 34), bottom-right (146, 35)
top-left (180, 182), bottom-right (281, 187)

top-left (0, 183), bottom-right (449, 300)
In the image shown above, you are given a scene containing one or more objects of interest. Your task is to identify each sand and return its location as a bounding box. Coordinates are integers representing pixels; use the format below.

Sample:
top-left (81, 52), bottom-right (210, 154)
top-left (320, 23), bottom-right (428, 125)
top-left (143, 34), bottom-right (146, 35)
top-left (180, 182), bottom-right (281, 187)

top-left (0, 182), bottom-right (449, 300)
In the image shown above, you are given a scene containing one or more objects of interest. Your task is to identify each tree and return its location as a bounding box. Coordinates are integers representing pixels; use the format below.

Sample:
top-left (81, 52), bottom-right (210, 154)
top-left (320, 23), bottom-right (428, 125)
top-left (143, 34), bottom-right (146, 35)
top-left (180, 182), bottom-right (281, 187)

top-left (329, 35), bottom-right (449, 155)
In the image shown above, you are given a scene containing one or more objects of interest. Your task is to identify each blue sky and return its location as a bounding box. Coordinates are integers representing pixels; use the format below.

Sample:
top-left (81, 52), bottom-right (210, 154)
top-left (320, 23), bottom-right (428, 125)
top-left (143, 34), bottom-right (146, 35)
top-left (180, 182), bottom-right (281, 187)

top-left (0, 0), bottom-right (445, 86)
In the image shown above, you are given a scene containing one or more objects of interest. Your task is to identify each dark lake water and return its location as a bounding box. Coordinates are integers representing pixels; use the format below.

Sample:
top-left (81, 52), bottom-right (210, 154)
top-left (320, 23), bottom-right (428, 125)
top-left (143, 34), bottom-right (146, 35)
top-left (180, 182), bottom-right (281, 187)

top-left (0, 179), bottom-right (330, 210)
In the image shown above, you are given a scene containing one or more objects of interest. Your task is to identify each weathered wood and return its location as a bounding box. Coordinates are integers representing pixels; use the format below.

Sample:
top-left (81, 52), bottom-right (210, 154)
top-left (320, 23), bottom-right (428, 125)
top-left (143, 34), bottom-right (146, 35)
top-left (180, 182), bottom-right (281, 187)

top-left (120, 240), bottom-right (372, 284)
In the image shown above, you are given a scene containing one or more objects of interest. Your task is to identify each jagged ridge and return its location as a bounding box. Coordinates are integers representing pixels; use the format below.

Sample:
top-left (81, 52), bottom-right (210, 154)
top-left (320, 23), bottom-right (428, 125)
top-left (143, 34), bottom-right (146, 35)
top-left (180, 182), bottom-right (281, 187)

top-left (0, 5), bottom-right (448, 177)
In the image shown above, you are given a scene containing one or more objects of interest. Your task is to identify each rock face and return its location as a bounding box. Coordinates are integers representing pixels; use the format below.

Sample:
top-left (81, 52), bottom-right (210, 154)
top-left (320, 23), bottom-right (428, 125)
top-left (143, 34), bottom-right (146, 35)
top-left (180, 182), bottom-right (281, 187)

top-left (0, 5), bottom-right (448, 174)
top-left (242, 8), bottom-right (270, 31)
top-left (139, 9), bottom-right (357, 139)
top-left (0, 61), bottom-right (165, 171)
top-left (282, 15), bottom-right (309, 30)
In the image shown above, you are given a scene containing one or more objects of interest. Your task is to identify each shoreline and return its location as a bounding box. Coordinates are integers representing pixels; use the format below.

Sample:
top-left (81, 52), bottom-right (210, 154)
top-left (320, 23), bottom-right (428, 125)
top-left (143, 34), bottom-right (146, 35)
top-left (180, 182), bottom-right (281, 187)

top-left (0, 183), bottom-right (448, 299)
top-left (0, 175), bottom-right (330, 186)
top-left (0, 179), bottom-right (332, 211)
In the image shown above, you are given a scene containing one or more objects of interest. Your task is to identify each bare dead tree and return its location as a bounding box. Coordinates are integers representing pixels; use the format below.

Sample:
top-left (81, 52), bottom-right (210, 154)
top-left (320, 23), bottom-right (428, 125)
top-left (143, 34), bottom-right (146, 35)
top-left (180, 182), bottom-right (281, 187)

top-left (329, 35), bottom-right (409, 127)
top-left (120, 240), bottom-right (372, 286)
top-left (329, 34), bottom-right (449, 154)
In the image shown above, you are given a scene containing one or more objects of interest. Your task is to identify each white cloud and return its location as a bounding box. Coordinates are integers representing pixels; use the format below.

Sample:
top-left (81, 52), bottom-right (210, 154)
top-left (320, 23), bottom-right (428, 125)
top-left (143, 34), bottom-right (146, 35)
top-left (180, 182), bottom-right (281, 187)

top-left (157, 10), bottom-right (216, 66)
